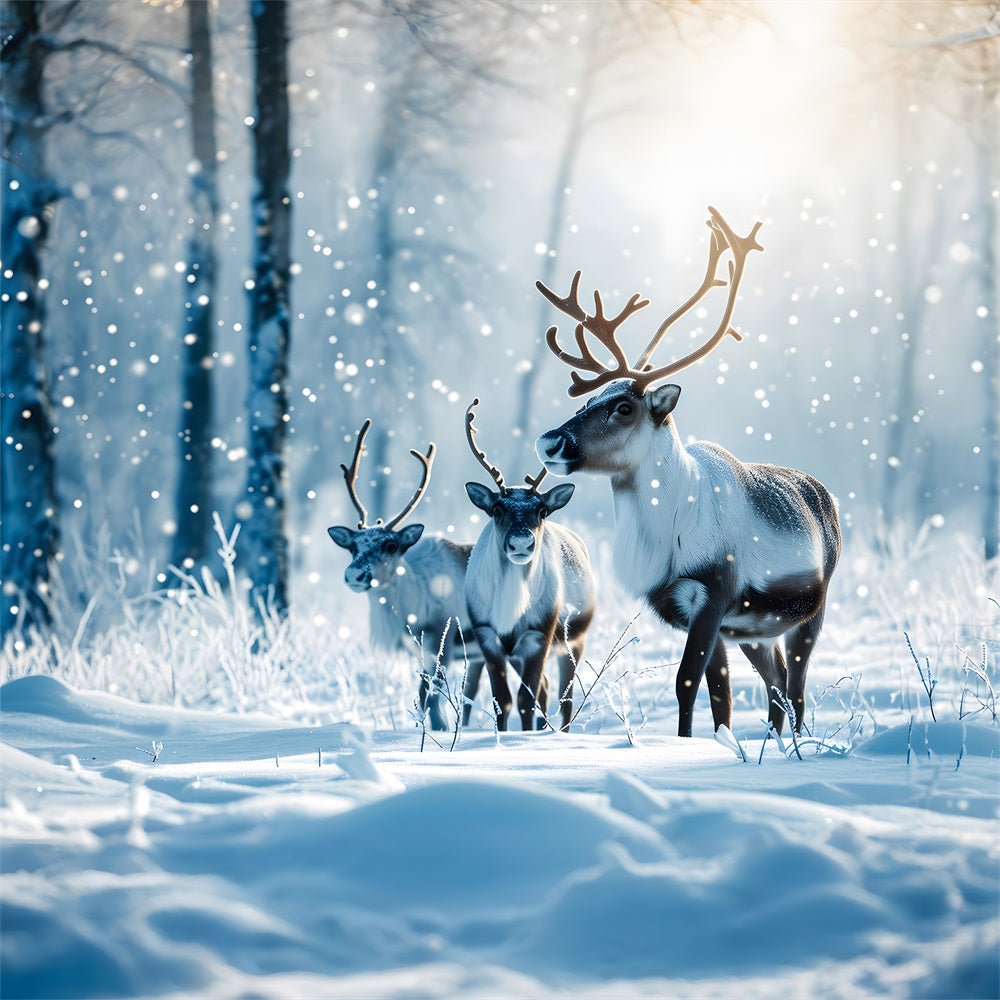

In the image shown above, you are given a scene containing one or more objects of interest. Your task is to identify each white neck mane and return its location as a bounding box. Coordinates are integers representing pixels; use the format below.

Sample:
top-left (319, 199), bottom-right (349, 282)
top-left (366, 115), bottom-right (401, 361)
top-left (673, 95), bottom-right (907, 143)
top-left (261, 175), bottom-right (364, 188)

top-left (466, 523), bottom-right (541, 633)
top-left (610, 421), bottom-right (705, 597)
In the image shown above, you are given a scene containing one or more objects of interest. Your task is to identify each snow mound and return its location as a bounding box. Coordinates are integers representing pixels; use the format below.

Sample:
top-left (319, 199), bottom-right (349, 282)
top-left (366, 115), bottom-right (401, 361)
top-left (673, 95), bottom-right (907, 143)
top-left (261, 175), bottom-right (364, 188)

top-left (1, 674), bottom-right (100, 723)
top-left (2, 680), bottom-right (999, 998)
top-left (858, 719), bottom-right (1000, 758)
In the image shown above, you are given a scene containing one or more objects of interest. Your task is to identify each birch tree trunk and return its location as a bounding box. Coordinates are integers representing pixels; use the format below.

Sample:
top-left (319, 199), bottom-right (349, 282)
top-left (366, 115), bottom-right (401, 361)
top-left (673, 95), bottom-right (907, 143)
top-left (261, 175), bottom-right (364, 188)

top-left (243, 0), bottom-right (291, 618)
top-left (976, 140), bottom-right (999, 560)
top-left (171, 0), bottom-right (219, 570)
top-left (0, 0), bottom-right (60, 639)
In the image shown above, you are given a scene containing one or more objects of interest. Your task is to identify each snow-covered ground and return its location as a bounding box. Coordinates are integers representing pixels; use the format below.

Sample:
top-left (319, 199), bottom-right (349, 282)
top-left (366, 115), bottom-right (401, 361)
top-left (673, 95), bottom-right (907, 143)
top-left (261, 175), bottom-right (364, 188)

top-left (2, 535), bottom-right (998, 999)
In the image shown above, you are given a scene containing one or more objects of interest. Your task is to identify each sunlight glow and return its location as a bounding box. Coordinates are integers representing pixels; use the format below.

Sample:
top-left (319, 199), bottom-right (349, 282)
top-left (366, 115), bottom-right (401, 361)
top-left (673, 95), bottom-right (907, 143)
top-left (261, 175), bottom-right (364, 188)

top-left (674, 1), bottom-right (849, 193)
top-left (600, 1), bottom-right (858, 226)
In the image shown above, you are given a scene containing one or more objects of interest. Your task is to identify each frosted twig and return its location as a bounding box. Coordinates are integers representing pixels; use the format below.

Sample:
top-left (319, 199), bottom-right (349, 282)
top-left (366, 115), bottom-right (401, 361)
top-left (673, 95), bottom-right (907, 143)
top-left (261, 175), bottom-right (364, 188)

top-left (757, 720), bottom-right (776, 764)
top-left (569, 613), bottom-right (641, 728)
top-left (903, 631), bottom-right (937, 723)
top-left (448, 618), bottom-right (470, 752)
top-left (136, 740), bottom-right (163, 763)
top-left (956, 641), bottom-right (996, 723)
top-left (770, 687), bottom-right (802, 760)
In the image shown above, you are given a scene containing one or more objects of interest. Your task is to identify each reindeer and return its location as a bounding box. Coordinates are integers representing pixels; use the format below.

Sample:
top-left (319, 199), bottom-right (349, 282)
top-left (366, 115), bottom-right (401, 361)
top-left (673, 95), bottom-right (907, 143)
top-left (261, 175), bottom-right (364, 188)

top-left (463, 399), bottom-right (595, 732)
top-left (535, 207), bottom-right (841, 739)
top-left (328, 420), bottom-right (483, 731)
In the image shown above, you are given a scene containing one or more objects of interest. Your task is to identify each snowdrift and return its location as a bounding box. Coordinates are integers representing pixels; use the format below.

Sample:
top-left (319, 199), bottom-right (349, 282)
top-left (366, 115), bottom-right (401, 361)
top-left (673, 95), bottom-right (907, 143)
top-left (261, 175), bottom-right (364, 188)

top-left (2, 675), bottom-right (998, 999)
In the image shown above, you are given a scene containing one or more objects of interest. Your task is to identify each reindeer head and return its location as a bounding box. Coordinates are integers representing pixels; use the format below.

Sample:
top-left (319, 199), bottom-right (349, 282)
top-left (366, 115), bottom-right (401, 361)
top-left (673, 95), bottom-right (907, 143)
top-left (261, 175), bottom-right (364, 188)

top-left (535, 207), bottom-right (763, 477)
top-left (328, 420), bottom-right (434, 592)
top-left (536, 380), bottom-right (683, 478)
top-left (464, 398), bottom-right (574, 565)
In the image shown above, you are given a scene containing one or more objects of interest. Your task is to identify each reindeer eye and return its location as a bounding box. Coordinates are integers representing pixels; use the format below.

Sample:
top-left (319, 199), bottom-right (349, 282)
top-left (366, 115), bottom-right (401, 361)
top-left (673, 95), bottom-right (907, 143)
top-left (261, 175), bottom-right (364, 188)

top-left (491, 503), bottom-right (503, 518)
top-left (385, 541), bottom-right (398, 554)
top-left (615, 401), bottom-right (633, 417)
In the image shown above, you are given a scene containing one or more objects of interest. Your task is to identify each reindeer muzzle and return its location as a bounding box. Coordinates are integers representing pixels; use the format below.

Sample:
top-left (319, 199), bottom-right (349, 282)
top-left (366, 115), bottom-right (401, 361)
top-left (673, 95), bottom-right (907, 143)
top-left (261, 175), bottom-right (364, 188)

top-left (536, 430), bottom-right (579, 476)
top-left (504, 531), bottom-right (537, 564)
top-left (344, 567), bottom-right (374, 593)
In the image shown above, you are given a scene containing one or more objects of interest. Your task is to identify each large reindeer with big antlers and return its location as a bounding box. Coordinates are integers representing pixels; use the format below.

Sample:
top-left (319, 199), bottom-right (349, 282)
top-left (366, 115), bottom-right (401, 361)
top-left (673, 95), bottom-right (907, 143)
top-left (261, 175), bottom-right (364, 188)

top-left (535, 207), bottom-right (841, 738)
top-left (328, 421), bottom-right (482, 731)
top-left (463, 399), bottom-right (595, 732)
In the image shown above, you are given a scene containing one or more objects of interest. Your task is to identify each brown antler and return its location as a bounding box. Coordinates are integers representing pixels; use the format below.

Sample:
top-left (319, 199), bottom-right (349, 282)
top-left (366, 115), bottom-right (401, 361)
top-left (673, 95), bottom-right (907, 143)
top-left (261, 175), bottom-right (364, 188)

top-left (465, 398), bottom-right (506, 491)
top-left (383, 442), bottom-right (436, 530)
top-left (537, 271), bottom-right (650, 398)
top-left (538, 207), bottom-right (763, 398)
top-left (341, 420), bottom-right (435, 529)
top-left (466, 398), bottom-right (550, 494)
top-left (524, 467), bottom-right (548, 493)
top-left (630, 206), bottom-right (763, 393)
top-left (340, 420), bottom-right (372, 528)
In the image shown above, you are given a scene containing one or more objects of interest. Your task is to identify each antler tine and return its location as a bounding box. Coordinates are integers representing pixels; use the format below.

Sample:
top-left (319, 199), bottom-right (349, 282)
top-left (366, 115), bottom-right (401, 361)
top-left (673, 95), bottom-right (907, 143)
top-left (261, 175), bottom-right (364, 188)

top-left (524, 467), bottom-right (548, 493)
top-left (384, 442), bottom-right (436, 530)
top-left (538, 271), bottom-right (651, 398)
top-left (630, 208), bottom-right (764, 394)
top-left (633, 222), bottom-right (729, 373)
top-left (707, 204), bottom-right (764, 259)
top-left (536, 269), bottom-right (587, 321)
top-left (465, 398), bottom-right (506, 491)
top-left (340, 419), bottom-right (372, 529)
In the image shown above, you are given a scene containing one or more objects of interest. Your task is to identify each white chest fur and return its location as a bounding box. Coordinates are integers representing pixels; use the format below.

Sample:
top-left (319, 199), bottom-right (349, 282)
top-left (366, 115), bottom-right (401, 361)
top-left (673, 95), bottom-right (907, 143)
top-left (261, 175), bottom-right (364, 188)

top-left (466, 525), bottom-right (537, 633)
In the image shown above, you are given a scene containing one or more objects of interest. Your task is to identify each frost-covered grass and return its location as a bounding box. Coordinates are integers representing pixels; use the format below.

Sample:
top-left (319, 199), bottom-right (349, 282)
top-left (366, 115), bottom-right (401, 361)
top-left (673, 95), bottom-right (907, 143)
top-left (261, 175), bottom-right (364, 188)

top-left (2, 524), bottom-right (999, 998)
top-left (4, 520), bottom-right (996, 744)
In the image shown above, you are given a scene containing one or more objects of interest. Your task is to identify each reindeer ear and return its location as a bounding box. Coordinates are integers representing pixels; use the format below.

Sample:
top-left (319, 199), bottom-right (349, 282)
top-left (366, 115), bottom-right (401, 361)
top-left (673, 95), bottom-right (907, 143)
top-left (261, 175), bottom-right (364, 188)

top-left (465, 482), bottom-right (498, 513)
top-left (327, 526), bottom-right (356, 549)
top-left (541, 482), bottom-right (575, 514)
top-left (647, 383), bottom-right (681, 425)
top-left (397, 523), bottom-right (424, 551)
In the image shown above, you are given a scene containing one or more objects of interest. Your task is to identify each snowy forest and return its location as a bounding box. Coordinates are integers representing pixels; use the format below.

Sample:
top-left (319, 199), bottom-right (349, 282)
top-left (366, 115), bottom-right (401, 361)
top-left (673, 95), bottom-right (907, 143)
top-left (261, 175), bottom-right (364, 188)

top-left (2, 0), bottom-right (997, 638)
top-left (2, 1), bottom-right (999, 998)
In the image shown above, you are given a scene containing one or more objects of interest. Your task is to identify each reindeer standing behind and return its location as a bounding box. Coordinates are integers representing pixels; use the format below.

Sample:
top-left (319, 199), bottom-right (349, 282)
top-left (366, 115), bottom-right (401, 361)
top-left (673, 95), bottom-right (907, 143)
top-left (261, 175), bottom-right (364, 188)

top-left (535, 207), bottom-right (841, 738)
top-left (328, 421), bottom-right (482, 731)
top-left (463, 399), bottom-right (595, 732)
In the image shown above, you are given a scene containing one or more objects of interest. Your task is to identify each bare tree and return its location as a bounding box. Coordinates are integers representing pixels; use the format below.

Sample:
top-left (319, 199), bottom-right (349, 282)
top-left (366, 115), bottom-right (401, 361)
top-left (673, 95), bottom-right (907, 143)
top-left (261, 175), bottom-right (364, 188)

top-left (0, 0), bottom-right (63, 638)
top-left (2, 1), bottom-right (198, 635)
top-left (880, 1), bottom-right (999, 558)
top-left (242, 0), bottom-right (292, 618)
top-left (344, 0), bottom-right (518, 517)
top-left (171, 0), bottom-right (220, 571)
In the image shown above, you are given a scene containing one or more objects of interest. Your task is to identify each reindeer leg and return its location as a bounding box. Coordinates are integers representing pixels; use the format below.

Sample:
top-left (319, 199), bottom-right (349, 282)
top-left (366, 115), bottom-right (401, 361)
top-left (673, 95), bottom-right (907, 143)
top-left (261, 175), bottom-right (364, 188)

top-left (535, 669), bottom-right (550, 728)
top-left (417, 673), bottom-right (431, 719)
top-left (461, 654), bottom-right (485, 726)
top-left (426, 660), bottom-right (449, 732)
top-left (474, 625), bottom-right (512, 731)
top-left (554, 624), bottom-right (587, 731)
top-left (484, 659), bottom-right (511, 731)
top-left (784, 602), bottom-right (827, 734)
top-left (511, 629), bottom-right (548, 731)
top-left (555, 651), bottom-right (576, 731)
top-left (740, 641), bottom-right (787, 734)
top-left (676, 607), bottom-right (727, 737)
top-left (422, 624), bottom-right (452, 732)
top-left (704, 641), bottom-right (732, 733)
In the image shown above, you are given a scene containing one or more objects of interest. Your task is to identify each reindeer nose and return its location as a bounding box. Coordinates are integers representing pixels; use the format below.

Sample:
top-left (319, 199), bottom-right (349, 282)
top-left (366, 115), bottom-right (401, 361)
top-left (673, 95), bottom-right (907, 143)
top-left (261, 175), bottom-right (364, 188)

top-left (506, 532), bottom-right (536, 563)
top-left (539, 433), bottom-right (561, 458)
